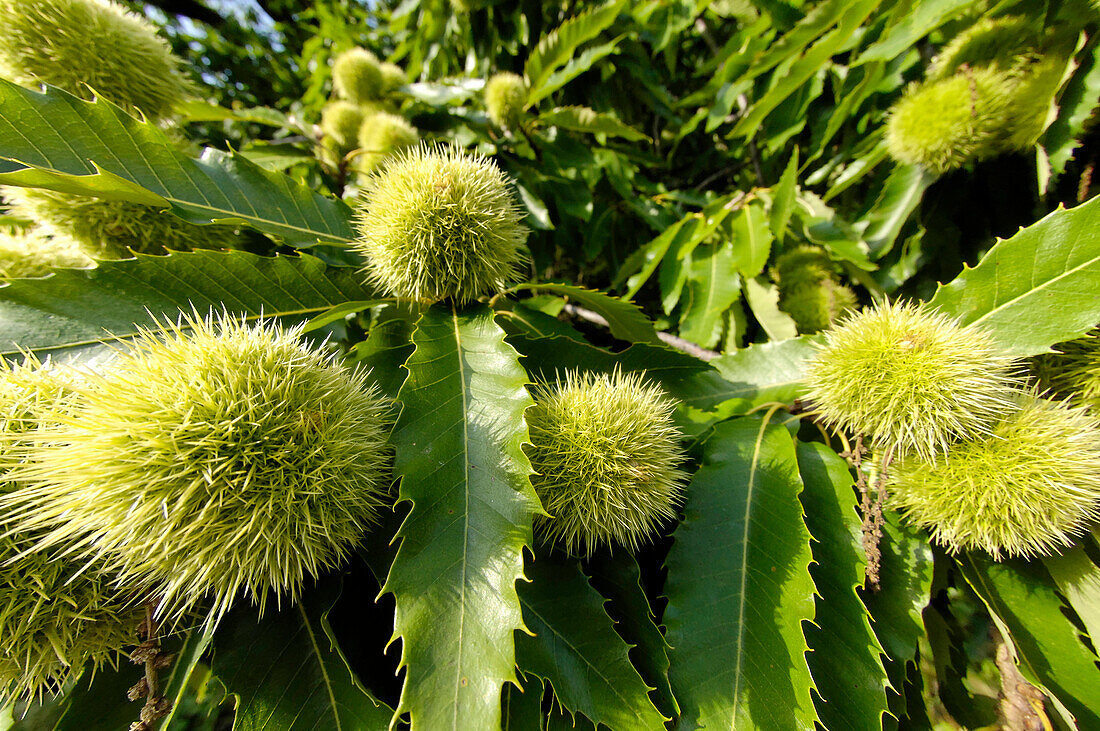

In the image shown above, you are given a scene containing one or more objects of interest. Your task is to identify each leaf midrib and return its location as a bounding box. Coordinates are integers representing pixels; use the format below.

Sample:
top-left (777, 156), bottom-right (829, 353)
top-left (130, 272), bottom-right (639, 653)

top-left (967, 249), bottom-right (1100, 328)
top-left (728, 417), bottom-right (770, 729)
top-left (451, 305), bottom-right (471, 731)
top-left (298, 602), bottom-right (342, 731)
top-left (0, 155), bottom-right (355, 244)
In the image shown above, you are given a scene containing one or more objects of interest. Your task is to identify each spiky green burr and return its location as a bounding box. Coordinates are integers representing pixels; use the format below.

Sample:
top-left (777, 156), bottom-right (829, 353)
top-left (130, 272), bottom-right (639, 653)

top-left (484, 72), bottom-right (527, 130)
top-left (1031, 330), bottom-right (1100, 411)
top-left (353, 143), bottom-right (528, 303)
top-left (379, 62), bottom-right (407, 95)
top-left (320, 100), bottom-right (368, 154)
top-left (889, 393), bottom-right (1100, 558)
top-left (2, 312), bottom-right (393, 626)
top-left (773, 245), bottom-right (857, 334)
top-left (804, 301), bottom-right (1018, 459)
top-left (885, 69), bottom-right (1016, 173)
top-left (355, 111), bottom-right (418, 173)
top-left (524, 369), bottom-right (688, 556)
top-left (332, 47), bottom-right (384, 105)
top-left (0, 0), bottom-right (193, 121)
top-left (926, 16), bottom-right (1041, 82)
top-left (0, 227), bottom-right (92, 278)
top-left (4, 188), bottom-right (240, 258)
top-left (0, 358), bottom-right (141, 703)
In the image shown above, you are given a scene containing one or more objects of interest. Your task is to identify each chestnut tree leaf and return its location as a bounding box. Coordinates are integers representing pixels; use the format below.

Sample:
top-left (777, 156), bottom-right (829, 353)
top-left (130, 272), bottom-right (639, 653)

top-left (928, 196), bottom-right (1100, 357)
top-left (383, 303), bottom-right (540, 729)
top-left (0, 249), bottom-right (378, 360)
top-left (663, 416), bottom-right (817, 729)
top-left (0, 80), bottom-right (355, 247)
top-left (797, 441), bottom-right (890, 730)
top-left (210, 577), bottom-right (393, 730)
top-left (516, 554), bottom-right (667, 730)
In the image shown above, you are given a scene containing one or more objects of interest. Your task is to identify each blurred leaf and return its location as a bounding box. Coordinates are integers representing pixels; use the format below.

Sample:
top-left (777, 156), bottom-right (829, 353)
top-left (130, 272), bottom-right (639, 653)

top-left (860, 163), bottom-right (934, 258)
top-left (1043, 36), bottom-right (1100, 178)
top-left (960, 554), bottom-right (1100, 728)
top-left (516, 182), bottom-right (555, 230)
top-left (928, 196), bottom-right (1100, 357)
top-left (770, 148), bottom-right (800, 240)
top-left (537, 40), bottom-right (622, 105)
top-left (797, 441), bottom-right (890, 730)
top-left (679, 242), bottom-right (741, 349)
top-left (0, 81), bottom-right (355, 247)
top-left (664, 417), bottom-right (817, 729)
top-left (525, 0), bottom-right (627, 106)
top-left (516, 555), bottom-right (666, 730)
top-left (383, 303), bottom-right (540, 729)
top-left (211, 578), bottom-right (393, 729)
top-left (743, 276), bottom-right (798, 341)
top-left (1041, 531), bottom-right (1100, 656)
top-left (536, 106), bottom-right (648, 141)
top-left (0, 250), bottom-right (376, 360)
top-left (853, 0), bottom-right (979, 65)
top-left (404, 78), bottom-right (485, 106)
top-left (731, 202), bottom-right (774, 278)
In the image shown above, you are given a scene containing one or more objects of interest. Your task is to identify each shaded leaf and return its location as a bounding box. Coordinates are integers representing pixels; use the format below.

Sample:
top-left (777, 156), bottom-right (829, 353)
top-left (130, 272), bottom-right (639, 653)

top-left (537, 41), bottom-right (621, 106)
top-left (664, 417), bottom-right (817, 730)
top-left (211, 578), bottom-right (393, 730)
top-left (854, 0), bottom-right (979, 65)
top-left (0, 249), bottom-right (377, 360)
top-left (743, 276), bottom-right (798, 341)
top-left (585, 551), bottom-right (678, 719)
top-left (0, 81), bottom-right (355, 247)
top-left (525, 1), bottom-right (627, 106)
top-left (1043, 37), bottom-right (1100, 177)
top-left (860, 163), bottom-right (934, 258)
top-left (503, 679), bottom-right (544, 731)
top-left (770, 148), bottom-right (800, 240)
top-left (516, 555), bottom-right (666, 730)
top-left (708, 335), bottom-right (820, 411)
top-left (509, 283), bottom-right (660, 344)
top-left (679, 243), bottom-right (741, 349)
top-left (797, 441), bottom-right (890, 730)
top-left (537, 106), bottom-right (647, 141)
top-left (1042, 531), bottom-right (1100, 645)
top-left (731, 201), bottom-right (774, 278)
top-left (960, 554), bottom-right (1100, 728)
top-left (927, 196), bottom-right (1100, 357)
top-left (383, 303), bottom-right (540, 729)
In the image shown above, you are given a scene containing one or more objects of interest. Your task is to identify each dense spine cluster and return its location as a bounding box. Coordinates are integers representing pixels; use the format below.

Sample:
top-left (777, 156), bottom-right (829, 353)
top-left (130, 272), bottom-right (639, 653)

top-left (524, 369), bottom-right (687, 556)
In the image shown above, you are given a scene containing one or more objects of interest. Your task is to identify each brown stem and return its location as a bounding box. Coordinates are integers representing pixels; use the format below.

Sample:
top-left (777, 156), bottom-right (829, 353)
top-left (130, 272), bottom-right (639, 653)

top-left (994, 627), bottom-right (1049, 731)
top-left (128, 602), bottom-right (173, 731)
top-left (558, 303), bottom-right (720, 360)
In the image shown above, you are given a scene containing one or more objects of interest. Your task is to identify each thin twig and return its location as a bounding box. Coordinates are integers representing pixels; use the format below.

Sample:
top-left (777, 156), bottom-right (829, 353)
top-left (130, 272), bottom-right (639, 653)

top-left (559, 303), bottom-right (720, 360)
top-left (128, 602), bottom-right (173, 731)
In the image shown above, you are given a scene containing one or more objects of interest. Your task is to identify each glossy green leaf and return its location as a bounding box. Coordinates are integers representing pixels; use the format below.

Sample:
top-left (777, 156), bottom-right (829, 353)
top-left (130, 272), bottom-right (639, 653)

top-left (861, 514), bottom-right (933, 719)
top-left (853, 0), bottom-right (978, 65)
top-left (960, 554), bottom-right (1100, 728)
top-left (0, 80), bottom-right (355, 247)
top-left (729, 0), bottom-right (882, 140)
top-left (508, 283), bottom-right (660, 344)
top-left (537, 41), bottom-right (621, 107)
top-left (731, 202), bottom-right (774, 279)
top-left (525, 1), bottom-right (627, 106)
top-left (927, 196), bottom-right (1100, 357)
top-left (743, 275), bottom-right (798, 341)
top-left (383, 303), bottom-right (540, 730)
top-left (211, 579), bottom-right (393, 730)
top-left (708, 335), bottom-right (820, 411)
top-left (860, 163), bottom-right (934, 258)
top-left (664, 417), bottom-right (817, 730)
top-left (585, 551), bottom-right (678, 718)
top-left (1042, 531), bottom-right (1100, 645)
top-left (679, 242), bottom-right (741, 349)
top-left (797, 441), bottom-right (890, 730)
top-left (516, 555), bottom-right (666, 730)
top-left (1043, 37), bottom-right (1100, 177)
top-left (503, 678), bottom-right (544, 731)
top-left (536, 106), bottom-right (647, 141)
top-left (303, 300), bottom-right (394, 333)
top-left (770, 149), bottom-right (800, 240)
top-left (0, 249), bottom-right (377, 359)
top-left (505, 333), bottom-right (736, 414)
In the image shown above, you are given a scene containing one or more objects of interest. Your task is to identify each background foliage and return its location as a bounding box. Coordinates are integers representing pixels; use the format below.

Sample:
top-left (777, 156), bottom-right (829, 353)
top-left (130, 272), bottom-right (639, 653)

top-left (3, 0), bottom-right (1100, 728)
